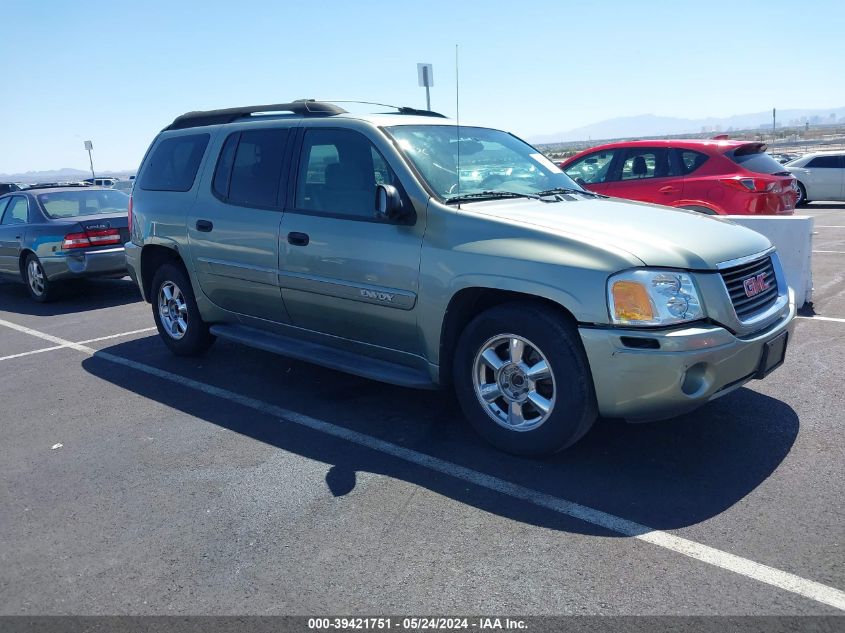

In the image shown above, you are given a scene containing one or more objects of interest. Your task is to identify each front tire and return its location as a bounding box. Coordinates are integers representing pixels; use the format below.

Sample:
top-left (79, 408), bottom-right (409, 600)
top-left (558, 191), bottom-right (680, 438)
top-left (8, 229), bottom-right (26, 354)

top-left (23, 253), bottom-right (56, 303)
top-left (150, 262), bottom-right (215, 356)
top-left (453, 303), bottom-right (597, 456)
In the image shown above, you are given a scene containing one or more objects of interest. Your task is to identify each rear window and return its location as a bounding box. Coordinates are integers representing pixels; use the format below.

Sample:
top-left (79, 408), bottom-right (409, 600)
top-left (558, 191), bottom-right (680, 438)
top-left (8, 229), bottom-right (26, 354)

top-left (727, 146), bottom-right (788, 174)
top-left (38, 190), bottom-right (129, 218)
top-left (140, 134), bottom-right (209, 192)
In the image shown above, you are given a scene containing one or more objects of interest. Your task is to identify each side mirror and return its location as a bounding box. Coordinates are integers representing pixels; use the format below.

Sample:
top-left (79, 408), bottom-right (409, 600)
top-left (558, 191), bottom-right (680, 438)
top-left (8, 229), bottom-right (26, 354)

top-left (374, 184), bottom-right (404, 221)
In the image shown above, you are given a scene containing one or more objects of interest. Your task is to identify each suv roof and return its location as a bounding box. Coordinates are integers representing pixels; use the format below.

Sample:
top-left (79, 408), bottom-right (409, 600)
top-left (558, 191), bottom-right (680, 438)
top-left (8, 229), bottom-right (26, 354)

top-left (165, 99), bottom-right (448, 131)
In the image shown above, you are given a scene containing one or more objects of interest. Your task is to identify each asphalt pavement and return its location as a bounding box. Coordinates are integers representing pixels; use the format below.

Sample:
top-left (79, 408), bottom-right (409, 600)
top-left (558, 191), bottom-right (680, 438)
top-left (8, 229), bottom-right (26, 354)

top-left (1, 204), bottom-right (843, 616)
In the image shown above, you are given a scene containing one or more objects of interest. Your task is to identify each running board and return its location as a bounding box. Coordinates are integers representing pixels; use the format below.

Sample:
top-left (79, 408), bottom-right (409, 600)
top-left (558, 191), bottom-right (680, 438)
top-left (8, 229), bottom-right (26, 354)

top-left (208, 324), bottom-right (436, 390)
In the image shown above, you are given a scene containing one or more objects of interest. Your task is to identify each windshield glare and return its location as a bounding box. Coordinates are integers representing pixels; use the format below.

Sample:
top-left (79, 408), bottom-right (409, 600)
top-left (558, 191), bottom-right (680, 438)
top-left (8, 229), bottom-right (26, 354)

top-left (386, 125), bottom-right (581, 201)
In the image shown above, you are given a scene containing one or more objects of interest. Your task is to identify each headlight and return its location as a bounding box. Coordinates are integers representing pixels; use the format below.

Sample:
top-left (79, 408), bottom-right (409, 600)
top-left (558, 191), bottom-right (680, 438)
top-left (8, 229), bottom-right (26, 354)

top-left (607, 269), bottom-right (705, 326)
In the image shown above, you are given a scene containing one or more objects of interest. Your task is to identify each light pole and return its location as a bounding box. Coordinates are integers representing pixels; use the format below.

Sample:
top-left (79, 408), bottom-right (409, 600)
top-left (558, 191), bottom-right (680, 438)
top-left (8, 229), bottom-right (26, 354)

top-left (84, 140), bottom-right (95, 180)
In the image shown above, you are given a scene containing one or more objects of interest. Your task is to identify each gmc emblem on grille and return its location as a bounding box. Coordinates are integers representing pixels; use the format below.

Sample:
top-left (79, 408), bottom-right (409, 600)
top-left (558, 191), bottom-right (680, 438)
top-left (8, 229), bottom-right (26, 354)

top-left (743, 272), bottom-right (770, 298)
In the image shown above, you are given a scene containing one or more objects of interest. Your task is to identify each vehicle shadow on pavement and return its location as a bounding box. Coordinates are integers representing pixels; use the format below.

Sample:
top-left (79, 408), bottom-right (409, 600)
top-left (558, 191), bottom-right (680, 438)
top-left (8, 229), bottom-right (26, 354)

top-left (82, 337), bottom-right (799, 537)
top-left (0, 278), bottom-right (141, 316)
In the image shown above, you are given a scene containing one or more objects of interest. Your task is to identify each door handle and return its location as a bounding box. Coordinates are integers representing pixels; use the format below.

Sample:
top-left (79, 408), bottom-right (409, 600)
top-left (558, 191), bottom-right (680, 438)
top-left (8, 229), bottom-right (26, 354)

top-left (287, 232), bottom-right (310, 246)
top-left (195, 219), bottom-right (213, 232)
top-left (659, 186), bottom-right (680, 193)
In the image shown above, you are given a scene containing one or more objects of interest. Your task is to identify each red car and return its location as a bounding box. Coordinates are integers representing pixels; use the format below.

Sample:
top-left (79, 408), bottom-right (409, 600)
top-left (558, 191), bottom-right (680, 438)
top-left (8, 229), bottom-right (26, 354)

top-left (559, 139), bottom-right (796, 215)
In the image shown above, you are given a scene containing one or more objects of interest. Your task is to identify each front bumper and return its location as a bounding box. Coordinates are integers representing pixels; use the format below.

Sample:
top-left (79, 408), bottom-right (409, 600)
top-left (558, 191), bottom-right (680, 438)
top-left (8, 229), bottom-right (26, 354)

top-left (579, 289), bottom-right (796, 420)
top-left (40, 247), bottom-right (127, 281)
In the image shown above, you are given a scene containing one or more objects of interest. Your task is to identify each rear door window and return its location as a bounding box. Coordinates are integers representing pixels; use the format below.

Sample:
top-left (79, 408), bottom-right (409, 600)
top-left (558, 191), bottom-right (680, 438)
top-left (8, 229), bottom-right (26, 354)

top-left (619, 148), bottom-right (676, 180)
top-left (1, 196), bottom-right (29, 224)
top-left (805, 155), bottom-right (842, 168)
top-left (727, 146), bottom-right (788, 174)
top-left (139, 133), bottom-right (209, 192)
top-left (212, 128), bottom-right (289, 208)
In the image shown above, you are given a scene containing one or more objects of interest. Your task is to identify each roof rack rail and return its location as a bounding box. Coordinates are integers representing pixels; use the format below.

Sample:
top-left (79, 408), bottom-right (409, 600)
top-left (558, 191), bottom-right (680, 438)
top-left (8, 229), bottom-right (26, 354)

top-left (321, 100), bottom-right (448, 118)
top-left (396, 106), bottom-right (447, 118)
top-left (165, 99), bottom-right (347, 131)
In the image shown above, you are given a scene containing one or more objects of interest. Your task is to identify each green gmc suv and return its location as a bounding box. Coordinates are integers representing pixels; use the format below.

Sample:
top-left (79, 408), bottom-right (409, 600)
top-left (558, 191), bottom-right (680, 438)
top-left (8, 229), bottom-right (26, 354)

top-left (126, 100), bottom-right (795, 456)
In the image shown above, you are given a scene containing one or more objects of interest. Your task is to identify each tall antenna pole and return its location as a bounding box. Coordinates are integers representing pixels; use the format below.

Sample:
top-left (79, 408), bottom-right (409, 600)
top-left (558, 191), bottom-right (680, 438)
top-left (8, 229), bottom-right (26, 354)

top-left (455, 44), bottom-right (460, 200)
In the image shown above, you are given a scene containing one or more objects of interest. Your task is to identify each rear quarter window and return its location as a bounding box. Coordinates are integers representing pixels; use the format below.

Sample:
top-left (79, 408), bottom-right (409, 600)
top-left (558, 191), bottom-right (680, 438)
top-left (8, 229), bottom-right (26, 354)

top-left (140, 133), bottom-right (210, 192)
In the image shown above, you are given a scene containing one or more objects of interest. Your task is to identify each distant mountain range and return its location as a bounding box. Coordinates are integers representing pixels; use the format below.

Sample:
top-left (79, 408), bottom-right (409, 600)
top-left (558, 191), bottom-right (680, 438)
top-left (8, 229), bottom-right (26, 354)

top-left (0, 167), bottom-right (135, 184)
top-left (530, 107), bottom-right (845, 144)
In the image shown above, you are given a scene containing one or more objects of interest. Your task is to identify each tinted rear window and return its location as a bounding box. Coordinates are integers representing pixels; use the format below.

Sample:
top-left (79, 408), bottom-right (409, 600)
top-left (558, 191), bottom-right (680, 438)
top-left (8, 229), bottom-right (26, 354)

top-left (38, 190), bottom-right (129, 218)
top-left (140, 134), bottom-right (209, 192)
top-left (213, 128), bottom-right (289, 207)
top-left (727, 146), bottom-right (788, 174)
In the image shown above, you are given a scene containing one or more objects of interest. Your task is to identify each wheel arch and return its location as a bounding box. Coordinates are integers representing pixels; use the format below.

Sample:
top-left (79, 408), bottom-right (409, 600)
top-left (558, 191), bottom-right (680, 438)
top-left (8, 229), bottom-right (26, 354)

top-left (438, 286), bottom-right (579, 387)
top-left (674, 202), bottom-right (721, 215)
top-left (140, 244), bottom-right (185, 303)
top-left (18, 249), bottom-right (36, 279)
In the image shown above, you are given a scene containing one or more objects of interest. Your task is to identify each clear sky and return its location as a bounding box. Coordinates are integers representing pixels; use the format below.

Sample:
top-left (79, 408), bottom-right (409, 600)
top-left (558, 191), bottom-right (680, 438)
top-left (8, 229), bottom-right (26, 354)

top-left (2, 0), bottom-right (843, 174)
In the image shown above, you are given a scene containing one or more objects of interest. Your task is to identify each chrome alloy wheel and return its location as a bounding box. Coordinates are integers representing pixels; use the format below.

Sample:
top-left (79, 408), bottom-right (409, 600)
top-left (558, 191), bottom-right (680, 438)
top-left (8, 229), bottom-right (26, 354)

top-left (158, 281), bottom-right (188, 340)
top-left (27, 259), bottom-right (45, 296)
top-left (472, 334), bottom-right (556, 432)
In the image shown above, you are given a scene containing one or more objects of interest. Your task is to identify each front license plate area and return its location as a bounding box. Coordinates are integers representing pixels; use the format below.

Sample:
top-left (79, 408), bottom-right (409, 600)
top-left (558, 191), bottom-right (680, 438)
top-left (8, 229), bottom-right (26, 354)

top-left (755, 332), bottom-right (788, 379)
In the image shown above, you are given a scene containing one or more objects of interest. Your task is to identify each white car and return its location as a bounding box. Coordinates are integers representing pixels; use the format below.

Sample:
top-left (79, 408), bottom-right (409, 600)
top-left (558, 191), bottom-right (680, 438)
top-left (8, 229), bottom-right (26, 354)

top-left (786, 152), bottom-right (845, 205)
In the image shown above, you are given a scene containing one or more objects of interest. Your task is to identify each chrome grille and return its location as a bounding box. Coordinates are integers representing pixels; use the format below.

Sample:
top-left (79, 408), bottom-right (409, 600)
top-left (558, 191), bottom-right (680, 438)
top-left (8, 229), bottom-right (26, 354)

top-left (720, 255), bottom-right (779, 320)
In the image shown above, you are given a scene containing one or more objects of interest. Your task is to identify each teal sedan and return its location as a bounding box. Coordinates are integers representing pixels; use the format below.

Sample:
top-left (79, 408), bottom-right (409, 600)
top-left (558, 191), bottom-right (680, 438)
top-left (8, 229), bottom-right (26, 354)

top-left (0, 186), bottom-right (129, 302)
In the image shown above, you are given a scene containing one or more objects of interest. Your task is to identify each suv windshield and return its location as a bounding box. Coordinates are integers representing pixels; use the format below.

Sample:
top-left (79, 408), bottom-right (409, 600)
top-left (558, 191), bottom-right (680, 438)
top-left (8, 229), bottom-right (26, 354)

top-left (38, 190), bottom-right (129, 218)
top-left (385, 125), bottom-right (582, 202)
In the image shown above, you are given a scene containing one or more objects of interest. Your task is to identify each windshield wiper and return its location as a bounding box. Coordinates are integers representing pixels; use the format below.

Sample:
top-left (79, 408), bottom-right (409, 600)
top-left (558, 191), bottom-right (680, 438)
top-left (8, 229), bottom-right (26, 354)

top-left (535, 187), bottom-right (605, 198)
top-left (445, 190), bottom-right (542, 204)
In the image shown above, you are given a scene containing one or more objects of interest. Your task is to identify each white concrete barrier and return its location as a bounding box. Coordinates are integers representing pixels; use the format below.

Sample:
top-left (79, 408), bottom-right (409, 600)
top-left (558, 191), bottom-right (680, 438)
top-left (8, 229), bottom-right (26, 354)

top-left (724, 215), bottom-right (814, 307)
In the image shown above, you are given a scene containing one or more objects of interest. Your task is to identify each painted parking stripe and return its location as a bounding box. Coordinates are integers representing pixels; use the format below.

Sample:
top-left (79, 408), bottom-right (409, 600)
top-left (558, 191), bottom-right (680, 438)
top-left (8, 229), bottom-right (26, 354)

top-left (0, 324), bottom-right (156, 362)
top-left (0, 345), bottom-right (67, 362)
top-left (77, 327), bottom-right (157, 345)
top-left (815, 226), bottom-right (845, 228)
top-left (1, 317), bottom-right (844, 611)
top-left (797, 315), bottom-right (845, 324)
top-left (813, 250), bottom-right (845, 254)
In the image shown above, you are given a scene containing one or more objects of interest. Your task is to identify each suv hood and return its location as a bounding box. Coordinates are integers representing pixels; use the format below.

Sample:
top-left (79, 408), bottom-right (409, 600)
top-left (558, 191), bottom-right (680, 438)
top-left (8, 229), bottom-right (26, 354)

top-left (464, 196), bottom-right (772, 270)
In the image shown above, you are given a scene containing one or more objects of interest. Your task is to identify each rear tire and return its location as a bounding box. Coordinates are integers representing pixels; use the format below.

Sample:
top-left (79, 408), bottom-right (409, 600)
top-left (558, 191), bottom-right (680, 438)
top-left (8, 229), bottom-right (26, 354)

top-left (150, 262), bottom-right (215, 356)
top-left (795, 182), bottom-right (808, 207)
top-left (453, 303), bottom-right (597, 456)
top-left (23, 253), bottom-right (56, 303)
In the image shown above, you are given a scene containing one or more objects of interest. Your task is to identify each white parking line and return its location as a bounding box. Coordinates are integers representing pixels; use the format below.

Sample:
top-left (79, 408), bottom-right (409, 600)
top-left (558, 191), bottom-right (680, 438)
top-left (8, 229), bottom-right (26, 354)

top-left (0, 322), bottom-right (155, 362)
top-left (77, 327), bottom-right (157, 345)
top-left (1, 317), bottom-right (844, 611)
top-left (812, 250), bottom-right (845, 254)
top-left (815, 226), bottom-right (845, 228)
top-left (0, 345), bottom-right (67, 362)
top-left (797, 315), bottom-right (845, 324)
